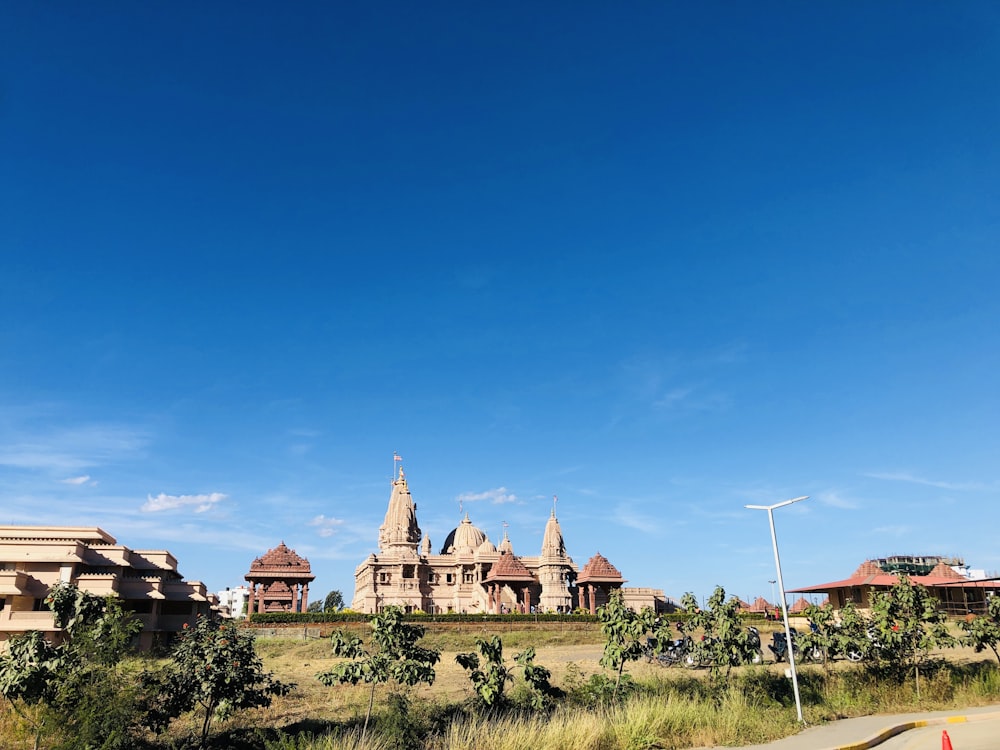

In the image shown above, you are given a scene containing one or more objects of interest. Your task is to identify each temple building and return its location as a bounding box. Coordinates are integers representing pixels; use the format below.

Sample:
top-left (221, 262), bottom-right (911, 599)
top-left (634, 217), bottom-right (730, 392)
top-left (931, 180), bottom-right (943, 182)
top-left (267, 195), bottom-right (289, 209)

top-left (245, 541), bottom-right (315, 615)
top-left (351, 465), bottom-right (668, 615)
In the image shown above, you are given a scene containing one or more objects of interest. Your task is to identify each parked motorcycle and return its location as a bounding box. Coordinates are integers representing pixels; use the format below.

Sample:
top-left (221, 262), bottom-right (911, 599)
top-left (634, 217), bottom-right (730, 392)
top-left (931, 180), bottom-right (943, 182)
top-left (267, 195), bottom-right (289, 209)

top-left (768, 628), bottom-right (802, 663)
top-left (743, 625), bottom-right (764, 665)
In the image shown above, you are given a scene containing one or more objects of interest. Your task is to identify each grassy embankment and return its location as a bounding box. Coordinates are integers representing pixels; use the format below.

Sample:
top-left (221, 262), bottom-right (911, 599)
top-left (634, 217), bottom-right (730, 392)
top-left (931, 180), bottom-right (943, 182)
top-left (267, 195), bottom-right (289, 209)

top-left (205, 621), bottom-right (1000, 750)
top-left (4, 620), bottom-right (1000, 750)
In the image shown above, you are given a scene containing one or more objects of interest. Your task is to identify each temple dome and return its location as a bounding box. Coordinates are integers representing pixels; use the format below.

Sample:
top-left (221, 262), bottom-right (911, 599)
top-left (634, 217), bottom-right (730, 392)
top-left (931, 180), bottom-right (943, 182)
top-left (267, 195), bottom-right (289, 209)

top-left (498, 530), bottom-right (513, 555)
top-left (475, 537), bottom-right (497, 558)
top-left (440, 514), bottom-right (486, 554)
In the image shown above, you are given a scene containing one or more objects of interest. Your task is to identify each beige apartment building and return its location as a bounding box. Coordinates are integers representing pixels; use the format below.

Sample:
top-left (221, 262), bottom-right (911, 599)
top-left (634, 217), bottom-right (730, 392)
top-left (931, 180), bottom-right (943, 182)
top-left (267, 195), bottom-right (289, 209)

top-left (0, 525), bottom-right (215, 650)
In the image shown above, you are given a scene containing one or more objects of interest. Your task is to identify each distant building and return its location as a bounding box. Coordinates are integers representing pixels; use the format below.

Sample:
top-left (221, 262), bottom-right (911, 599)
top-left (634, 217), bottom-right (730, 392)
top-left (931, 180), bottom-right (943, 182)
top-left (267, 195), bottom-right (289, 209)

top-left (216, 585), bottom-right (250, 618)
top-left (0, 525), bottom-right (214, 649)
top-left (351, 464), bottom-right (669, 615)
top-left (790, 557), bottom-right (1000, 615)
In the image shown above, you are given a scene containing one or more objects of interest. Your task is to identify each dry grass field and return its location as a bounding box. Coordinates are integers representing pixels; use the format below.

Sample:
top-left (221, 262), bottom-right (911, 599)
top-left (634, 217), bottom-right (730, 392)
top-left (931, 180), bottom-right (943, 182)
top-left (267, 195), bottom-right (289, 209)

top-left (10, 619), bottom-right (995, 750)
top-left (237, 619), bottom-right (997, 735)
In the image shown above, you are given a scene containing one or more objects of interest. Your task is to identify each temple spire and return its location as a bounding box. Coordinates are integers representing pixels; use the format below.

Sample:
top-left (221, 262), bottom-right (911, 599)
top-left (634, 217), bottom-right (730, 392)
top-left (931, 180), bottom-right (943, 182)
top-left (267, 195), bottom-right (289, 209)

top-left (377, 462), bottom-right (421, 554)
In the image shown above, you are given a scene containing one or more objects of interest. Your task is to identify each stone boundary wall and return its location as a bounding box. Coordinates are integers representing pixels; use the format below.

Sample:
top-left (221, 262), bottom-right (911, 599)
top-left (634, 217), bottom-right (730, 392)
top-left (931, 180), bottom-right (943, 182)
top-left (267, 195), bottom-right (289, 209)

top-left (246, 618), bottom-right (601, 640)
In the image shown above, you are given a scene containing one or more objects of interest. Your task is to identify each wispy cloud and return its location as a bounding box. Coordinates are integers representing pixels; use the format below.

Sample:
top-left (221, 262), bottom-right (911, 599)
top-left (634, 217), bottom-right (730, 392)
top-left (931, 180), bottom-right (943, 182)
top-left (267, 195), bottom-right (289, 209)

top-left (815, 490), bottom-right (859, 510)
top-left (309, 514), bottom-right (345, 538)
top-left (287, 428), bottom-right (321, 438)
top-left (654, 387), bottom-right (694, 409)
top-left (613, 505), bottom-right (660, 534)
top-left (60, 475), bottom-right (92, 486)
top-left (0, 424), bottom-right (148, 472)
top-left (653, 385), bottom-right (729, 412)
top-left (142, 492), bottom-right (227, 513)
top-left (457, 487), bottom-right (519, 505)
top-left (865, 471), bottom-right (988, 491)
top-left (872, 525), bottom-right (911, 537)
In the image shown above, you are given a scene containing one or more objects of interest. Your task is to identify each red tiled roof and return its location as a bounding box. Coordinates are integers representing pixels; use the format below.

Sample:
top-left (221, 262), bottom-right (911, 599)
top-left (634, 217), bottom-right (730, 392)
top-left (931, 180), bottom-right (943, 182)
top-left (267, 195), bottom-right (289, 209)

top-left (577, 553), bottom-right (624, 584)
top-left (789, 596), bottom-right (811, 613)
top-left (485, 551), bottom-right (535, 582)
top-left (790, 560), bottom-right (1000, 594)
top-left (246, 542), bottom-right (315, 580)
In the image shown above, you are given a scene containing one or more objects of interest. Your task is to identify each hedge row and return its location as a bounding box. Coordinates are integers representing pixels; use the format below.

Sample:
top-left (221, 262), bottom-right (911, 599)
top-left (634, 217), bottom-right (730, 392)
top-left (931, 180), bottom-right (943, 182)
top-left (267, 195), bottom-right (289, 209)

top-left (248, 611), bottom-right (603, 625)
top-left (245, 610), bottom-right (736, 625)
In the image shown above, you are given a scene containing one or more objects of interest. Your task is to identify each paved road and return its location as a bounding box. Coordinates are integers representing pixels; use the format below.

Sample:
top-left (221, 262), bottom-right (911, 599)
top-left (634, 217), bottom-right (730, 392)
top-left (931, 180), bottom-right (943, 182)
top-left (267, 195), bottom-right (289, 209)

top-left (875, 716), bottom-right (1000, 750)
top-left (706, 706), bottom-right (1000, 750)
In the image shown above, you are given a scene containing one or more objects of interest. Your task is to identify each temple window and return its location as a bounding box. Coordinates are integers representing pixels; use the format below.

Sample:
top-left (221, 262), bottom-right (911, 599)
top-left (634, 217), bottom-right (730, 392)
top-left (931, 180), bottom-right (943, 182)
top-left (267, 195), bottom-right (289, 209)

top-left (402, 565), bottom-right (414, 578)
top-left (446, 573), bottom-right (454, 584)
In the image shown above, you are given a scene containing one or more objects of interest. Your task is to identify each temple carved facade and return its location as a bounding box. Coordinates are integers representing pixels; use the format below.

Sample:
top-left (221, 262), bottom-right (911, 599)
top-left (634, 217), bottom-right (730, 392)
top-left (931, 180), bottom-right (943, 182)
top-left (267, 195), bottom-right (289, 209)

top-left (245, 541), bottom-right (315, 615)
top-left (351, 465), bottom-right (668, 615)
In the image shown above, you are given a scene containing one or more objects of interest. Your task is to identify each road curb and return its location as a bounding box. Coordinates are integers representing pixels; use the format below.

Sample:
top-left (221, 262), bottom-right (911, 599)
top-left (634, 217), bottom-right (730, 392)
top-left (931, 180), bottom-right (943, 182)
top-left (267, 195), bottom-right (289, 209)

top-left (830, 711), bottom-right (1000, 750)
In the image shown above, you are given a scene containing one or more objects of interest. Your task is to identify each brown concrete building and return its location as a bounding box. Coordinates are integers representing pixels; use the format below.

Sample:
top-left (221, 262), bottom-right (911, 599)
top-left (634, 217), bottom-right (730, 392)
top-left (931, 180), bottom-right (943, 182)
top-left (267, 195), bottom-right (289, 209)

top-left (352, 465), bottom-right (669, 615)
top-left (0, 525), bottom-right (214, 649)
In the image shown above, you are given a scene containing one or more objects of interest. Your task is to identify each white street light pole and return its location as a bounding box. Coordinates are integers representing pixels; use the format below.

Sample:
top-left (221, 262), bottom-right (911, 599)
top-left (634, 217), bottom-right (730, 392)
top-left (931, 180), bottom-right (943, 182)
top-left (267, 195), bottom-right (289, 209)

top-left (746, 496), bottom-right (809, 724)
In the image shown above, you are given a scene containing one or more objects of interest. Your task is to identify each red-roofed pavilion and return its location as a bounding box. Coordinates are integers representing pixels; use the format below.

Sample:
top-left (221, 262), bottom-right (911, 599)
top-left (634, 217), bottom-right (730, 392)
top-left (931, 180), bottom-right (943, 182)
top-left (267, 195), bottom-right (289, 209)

top-left (245, 542), bottom-right (315, 616)
top-left (484, 551), bottom-right (537, 614)
top-left (576, 553), bottom-right (625, 614)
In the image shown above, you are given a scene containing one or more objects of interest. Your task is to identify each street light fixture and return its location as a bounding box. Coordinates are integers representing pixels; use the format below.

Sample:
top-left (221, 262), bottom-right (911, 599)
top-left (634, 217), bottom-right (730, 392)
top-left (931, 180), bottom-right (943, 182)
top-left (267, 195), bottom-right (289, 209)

top-left (746, 495), bottom-right (809, 723)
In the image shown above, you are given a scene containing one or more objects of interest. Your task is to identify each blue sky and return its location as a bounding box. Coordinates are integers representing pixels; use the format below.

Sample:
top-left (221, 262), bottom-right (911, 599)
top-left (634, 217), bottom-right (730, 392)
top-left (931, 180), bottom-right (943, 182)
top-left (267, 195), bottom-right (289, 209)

top-left (2, 3), bottom-right (999, 608)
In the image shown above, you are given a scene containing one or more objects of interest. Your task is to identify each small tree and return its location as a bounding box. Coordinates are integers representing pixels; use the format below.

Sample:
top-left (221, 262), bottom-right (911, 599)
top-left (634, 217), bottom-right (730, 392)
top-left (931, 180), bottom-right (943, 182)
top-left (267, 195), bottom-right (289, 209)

top-left (597, 589), bottom-right (654, 698)
top-left (456, 635), bottom-right (512, 709)
top-left (307, 601), bottom-right (323, 613)
top-left (867, 575), bottom-right (955, 691)
top-left (798, 601), bottom-right (868, 665)
top-left (514, 646), bottom-right (558, 711)
top-left (317, 606), bottom-right (440, 736)
top-left (960, 595), bottom-right (1000, 665)
top-left (0, 583), bottom-right (145, 750)
top-left (679, 586), bottom-right (754, 679)
top-left (0, 631), bottom-right (64, 750)
top-left (149, 616), bottom-right (290, 749)
top-left (324, 590), bottom-right (345, 612)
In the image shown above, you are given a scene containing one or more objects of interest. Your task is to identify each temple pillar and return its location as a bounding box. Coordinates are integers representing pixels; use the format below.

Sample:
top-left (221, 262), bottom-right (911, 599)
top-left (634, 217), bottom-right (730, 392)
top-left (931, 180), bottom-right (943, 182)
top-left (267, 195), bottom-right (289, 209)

top-left (523, 587), bottom-right (532, 614)
top-left (301, 584), bottom-right (309, 612)
top-left (588, 584), bottom-right (596, 615)
top-left (247, 582), bottom-right (256, 617)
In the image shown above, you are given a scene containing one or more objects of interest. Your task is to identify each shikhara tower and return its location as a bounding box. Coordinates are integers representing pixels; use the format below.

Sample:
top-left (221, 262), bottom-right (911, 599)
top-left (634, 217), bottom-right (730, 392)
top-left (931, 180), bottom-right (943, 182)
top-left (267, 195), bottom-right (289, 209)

top-left (351, 461), bottom-right (666, 615)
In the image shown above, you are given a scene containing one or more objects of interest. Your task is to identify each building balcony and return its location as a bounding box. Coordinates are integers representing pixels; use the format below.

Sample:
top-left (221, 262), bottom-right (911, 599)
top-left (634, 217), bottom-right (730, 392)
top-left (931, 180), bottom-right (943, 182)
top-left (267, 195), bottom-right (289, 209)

top-left (163, 580), bottom-right (208, 602)
top-left (118, 577), bottom-right (166, 600)
top-left (0, 540), bottom-right (89, 564)
top-left (7, 611), bottom-right (57, 630)
top-left (0, 570), bottom-right (30, 596)
top-left (75, 573), bottom-right (121, 597)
